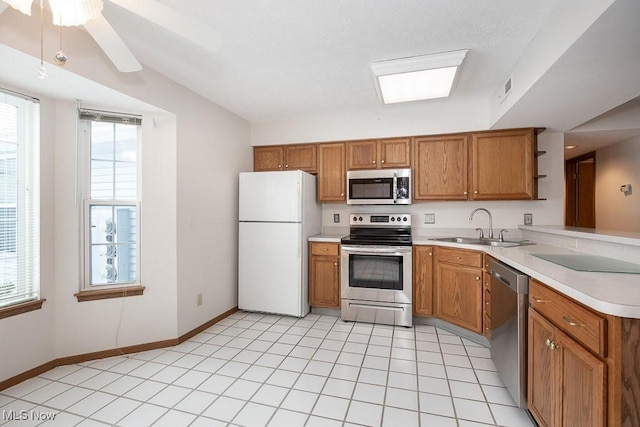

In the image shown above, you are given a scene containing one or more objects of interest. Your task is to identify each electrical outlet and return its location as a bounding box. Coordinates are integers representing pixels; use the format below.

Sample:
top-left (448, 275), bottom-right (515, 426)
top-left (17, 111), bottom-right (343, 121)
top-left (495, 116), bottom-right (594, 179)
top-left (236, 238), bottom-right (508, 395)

top-left (524, 213), bottom-right (533, 226)
top-left (197, 293), bottom-right (203, 306)
top-left (424, 213), bottom-right (436, 224)
top-left (333, 213), bottom-right (340, 223)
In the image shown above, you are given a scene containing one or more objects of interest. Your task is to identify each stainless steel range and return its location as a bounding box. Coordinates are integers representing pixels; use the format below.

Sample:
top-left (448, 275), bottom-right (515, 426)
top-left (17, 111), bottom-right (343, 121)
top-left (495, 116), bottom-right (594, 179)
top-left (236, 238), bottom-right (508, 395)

top-left (340, 213), bottom-right (412, 327)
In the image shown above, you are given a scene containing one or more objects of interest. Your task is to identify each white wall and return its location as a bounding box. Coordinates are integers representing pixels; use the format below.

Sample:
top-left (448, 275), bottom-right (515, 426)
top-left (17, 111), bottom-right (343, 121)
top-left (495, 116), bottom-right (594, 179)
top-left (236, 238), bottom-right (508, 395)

top-left (251, 95), bottom-right (490, 146)
top-left (176, 102), bottom-right (252, 336)
top-left (0, 12), bottom-right (252, 382)
top-left (53, 101), bottom-right (181, 357)
top-left (596, 137), bottom-right (640, 231)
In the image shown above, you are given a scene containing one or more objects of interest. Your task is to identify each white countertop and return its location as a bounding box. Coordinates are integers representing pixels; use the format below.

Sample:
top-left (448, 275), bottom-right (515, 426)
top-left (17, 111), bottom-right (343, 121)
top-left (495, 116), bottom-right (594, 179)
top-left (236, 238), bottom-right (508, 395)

top-left (308, 233), bottom-right (344, 243)
top-left (413, 236), bottom-right (640, 319)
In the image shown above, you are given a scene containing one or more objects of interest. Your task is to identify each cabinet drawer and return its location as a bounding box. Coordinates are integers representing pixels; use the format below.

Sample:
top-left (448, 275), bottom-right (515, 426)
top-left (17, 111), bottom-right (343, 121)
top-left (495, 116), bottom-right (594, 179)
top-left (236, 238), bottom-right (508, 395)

top-left (436, 247), bottom-right (483, 267)
top-left (310, 242), bottom-right (339, 256)
top-left (529, 279), bottom-right (606, 357)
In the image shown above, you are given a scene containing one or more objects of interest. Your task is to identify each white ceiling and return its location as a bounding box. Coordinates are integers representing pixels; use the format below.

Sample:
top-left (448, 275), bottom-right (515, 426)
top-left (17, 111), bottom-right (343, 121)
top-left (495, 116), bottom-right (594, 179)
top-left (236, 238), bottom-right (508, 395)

top-left (99, 0), bottom-right (560, 123)
top-left (1, 0), bottom-right (640, 152)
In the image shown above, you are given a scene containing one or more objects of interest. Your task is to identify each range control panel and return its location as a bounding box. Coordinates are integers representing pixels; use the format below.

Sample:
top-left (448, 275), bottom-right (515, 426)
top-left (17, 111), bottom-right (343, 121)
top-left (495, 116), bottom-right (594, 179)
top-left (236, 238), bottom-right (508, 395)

top-left (349, 213), bottom-right (411, 227)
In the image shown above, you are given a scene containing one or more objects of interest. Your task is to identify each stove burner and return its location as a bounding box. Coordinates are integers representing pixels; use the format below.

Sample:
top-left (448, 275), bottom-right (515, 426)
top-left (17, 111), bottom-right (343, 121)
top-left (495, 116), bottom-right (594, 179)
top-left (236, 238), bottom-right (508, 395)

top-left (342, 213), bottom-right (412, 246)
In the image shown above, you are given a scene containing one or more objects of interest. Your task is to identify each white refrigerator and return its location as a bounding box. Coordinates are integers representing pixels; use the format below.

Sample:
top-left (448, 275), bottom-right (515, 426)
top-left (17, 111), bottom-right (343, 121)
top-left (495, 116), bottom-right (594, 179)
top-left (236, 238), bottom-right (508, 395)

top-left (238, 170), bottom-right (321, 317)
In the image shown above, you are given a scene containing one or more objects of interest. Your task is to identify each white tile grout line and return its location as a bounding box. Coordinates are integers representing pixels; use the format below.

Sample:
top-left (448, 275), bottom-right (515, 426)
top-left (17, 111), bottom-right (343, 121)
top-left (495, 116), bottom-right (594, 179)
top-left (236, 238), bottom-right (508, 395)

top-left (0, 312), bottom-right (528, 427)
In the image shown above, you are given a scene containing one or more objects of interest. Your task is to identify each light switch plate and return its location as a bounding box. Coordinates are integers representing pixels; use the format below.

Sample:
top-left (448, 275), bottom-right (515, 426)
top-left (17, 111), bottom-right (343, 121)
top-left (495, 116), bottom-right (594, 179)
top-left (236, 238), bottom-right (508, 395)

top-left (333, 214), bottom-right (340, 223)
top-left (424, 213), bottom-right (436, 224)
top-left (524, 213), bottom-right (533, 226)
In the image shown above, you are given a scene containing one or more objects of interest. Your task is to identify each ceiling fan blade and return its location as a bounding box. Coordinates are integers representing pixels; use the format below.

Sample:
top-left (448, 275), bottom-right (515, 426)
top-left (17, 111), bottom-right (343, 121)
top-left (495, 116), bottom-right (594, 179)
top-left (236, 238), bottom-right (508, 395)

top-left (83, 13), bottom-right (142, 72)
top-left (108, 0), bottom-right (221, 52)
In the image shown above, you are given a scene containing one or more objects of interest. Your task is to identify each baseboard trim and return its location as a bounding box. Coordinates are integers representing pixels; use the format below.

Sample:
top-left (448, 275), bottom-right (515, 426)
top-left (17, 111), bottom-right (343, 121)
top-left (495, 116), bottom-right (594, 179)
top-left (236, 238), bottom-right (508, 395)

top-left (0, 306), bottom-right (238, 392)
top-left (178, 306), bottom-right (239, 344)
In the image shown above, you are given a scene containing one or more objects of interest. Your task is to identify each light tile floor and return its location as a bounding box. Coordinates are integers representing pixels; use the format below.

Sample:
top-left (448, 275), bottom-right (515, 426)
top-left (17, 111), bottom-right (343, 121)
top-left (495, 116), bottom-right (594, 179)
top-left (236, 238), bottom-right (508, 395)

top-left (0, 312), bottom-right (536, 426)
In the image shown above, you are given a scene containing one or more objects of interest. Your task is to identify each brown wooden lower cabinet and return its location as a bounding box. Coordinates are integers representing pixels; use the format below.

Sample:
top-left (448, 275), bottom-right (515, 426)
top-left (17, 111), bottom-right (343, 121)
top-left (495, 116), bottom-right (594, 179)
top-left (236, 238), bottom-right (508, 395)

top-left (528, 308), bottom-right (606, 427)
top-left (413, 245), bottom-right (434, 316)
top-left (308, 242), bottom-right (340, 308)
top-left (528, 279), bottom-right (640, 427)
top-left (434, 247), bottom-right (483, 334)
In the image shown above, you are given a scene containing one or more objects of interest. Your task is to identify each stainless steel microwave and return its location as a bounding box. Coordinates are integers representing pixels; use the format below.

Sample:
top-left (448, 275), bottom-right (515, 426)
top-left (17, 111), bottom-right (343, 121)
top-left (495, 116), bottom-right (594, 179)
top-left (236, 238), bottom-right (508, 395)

top-left (346, 169), bottom-right (411, 205)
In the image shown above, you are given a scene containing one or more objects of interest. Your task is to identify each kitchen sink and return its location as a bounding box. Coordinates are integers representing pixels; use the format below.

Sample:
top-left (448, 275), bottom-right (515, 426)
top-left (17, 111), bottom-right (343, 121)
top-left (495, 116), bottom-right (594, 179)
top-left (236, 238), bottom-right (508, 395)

top-left (431, 237), bottom-right (484, 245)
top-left (431, 237), bottom-right (534, 248)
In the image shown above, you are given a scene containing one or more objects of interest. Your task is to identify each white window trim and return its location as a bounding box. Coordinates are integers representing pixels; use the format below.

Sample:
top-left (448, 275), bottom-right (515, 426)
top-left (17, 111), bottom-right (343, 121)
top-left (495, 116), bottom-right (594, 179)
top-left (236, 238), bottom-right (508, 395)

top-left (78, 117), bottom-right (142, 291)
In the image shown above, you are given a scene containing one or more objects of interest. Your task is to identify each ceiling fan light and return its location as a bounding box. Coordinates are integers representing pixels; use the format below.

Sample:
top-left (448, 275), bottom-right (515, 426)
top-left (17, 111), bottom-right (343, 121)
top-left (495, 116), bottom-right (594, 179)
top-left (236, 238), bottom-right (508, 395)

top-left (48, 0), bottom-right (103, 26)
top-left (3, 0), bottom-right (34, 15)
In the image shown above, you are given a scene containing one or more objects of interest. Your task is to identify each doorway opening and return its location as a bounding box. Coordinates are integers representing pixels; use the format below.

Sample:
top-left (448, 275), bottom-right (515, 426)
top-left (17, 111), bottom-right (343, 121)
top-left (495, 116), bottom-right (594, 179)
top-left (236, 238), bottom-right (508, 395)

top-left (565, 152), bottom-right (596, 228)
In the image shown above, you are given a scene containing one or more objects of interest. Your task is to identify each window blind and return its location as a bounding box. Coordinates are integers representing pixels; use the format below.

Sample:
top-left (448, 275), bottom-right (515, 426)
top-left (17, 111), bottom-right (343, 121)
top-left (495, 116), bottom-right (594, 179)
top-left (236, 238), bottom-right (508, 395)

top-left (78, 108), bottom-right (142, 126)
top-left (0, 90), bottom-right (40, 308)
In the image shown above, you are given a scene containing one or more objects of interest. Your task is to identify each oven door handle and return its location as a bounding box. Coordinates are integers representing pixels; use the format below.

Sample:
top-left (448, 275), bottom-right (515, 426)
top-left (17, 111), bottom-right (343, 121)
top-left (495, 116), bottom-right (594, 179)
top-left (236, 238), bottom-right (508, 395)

top-left (348, 302), bottom-right (405, 312)
top-left (342, 246), bottom-right (412, 255)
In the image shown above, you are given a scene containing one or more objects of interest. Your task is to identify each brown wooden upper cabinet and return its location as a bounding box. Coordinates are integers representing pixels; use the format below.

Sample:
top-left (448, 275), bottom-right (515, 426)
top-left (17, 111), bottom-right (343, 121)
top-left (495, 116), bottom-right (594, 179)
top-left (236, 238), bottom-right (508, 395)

top-left (413, 128), bottom-right (537, 201)
top-left (413, 134), bottom-right (468, 200)
top-left (317, 142), bottom-right (346, 202)
top-left (254, 144), bottom-right (317, 173)
top-left (470, 128), bottom-right (536, 200)
top-left (347, 138), bottom-right (411, 170)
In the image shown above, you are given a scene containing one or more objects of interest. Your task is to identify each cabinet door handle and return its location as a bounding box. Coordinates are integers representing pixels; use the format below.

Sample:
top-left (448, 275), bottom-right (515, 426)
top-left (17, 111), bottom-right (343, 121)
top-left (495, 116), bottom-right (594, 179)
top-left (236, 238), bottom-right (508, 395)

top-left (334, 262), bottom-right (338, 266)
top-left (474, 190), bottom-right (478, 194)
top-left (463, 191), bottom-right (468, 195)
top-left (532, 297), bottom-right (546, 303)
top-left (381, 159), bottom-right (385, 164)
top-left (372, 160), bottom-right (376, 164)
top-left (321, 248), bottom-right (328, 251)
top-left (340, 193), bottom-right (345, 197)
top-left (278, 164), bottom-right (282, 169)
top-left (562, 316), bottom-right (584, 327)
top-left (285, 164), bottom-right (289, 168)
top-left (476, 276), bottom-right (480, 281)
top-left (454, 256), bottom-right (462, 260)
top-left (428, 252), bottom-right (432, 257)
top-left (545, 338), bottom-right (558, 350)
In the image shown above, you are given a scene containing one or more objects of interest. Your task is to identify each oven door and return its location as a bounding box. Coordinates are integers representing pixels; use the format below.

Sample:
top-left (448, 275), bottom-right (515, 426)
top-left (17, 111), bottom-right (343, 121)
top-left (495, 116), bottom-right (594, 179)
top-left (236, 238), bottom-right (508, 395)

top-left (340, 245), bottom-right (412, 304)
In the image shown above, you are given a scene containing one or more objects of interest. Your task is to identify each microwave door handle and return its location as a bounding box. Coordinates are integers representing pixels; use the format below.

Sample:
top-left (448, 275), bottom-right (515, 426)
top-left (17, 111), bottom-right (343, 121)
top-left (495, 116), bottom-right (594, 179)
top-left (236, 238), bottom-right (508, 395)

top-left (393, 175), bottom-right (398, 203)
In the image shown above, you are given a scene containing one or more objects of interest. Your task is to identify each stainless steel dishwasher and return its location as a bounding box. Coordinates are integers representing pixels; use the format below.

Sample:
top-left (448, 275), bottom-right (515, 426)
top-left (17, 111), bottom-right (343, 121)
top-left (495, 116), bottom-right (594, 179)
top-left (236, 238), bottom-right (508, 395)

top-left (489, 259), bottom-right (529, 409)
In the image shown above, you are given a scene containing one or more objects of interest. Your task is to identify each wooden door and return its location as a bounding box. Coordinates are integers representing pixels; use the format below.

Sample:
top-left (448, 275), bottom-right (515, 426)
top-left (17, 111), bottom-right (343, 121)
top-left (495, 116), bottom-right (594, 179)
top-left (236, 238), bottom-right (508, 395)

top-left (528, 309), bottom-right (558, 427)
top-left (435, 263), bottom-right (483, 333)
top-left (413, 135), bottom-right (468, 200)
top-left (413, 246), bottom-right (434, 316)
top-left (317, 143), bottom-right (346, 202)
top-left (565, 152), bottom-right (596, 228)
top-left (346, 140), bottom-right (378, 170)
top-left (470, 129), bottom-right (535, 200)
top-left (309, 255), bottom-right (340, 308)
top-left (558, 329), bottom-right (606, 427)
top-left (379, 138), bottom-right (411, 168)
top-left (284, 144), bottom-right (317, 173)
top-left (254, 146), bottom-right (284, 171)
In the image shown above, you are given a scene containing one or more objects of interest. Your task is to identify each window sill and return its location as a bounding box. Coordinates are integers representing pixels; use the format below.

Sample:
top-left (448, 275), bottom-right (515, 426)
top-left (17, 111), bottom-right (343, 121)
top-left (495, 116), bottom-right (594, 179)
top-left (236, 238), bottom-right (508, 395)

top-left (75, 286), bottom-right (145, 302)
top-left (0, 299), bottom-right (46, 320)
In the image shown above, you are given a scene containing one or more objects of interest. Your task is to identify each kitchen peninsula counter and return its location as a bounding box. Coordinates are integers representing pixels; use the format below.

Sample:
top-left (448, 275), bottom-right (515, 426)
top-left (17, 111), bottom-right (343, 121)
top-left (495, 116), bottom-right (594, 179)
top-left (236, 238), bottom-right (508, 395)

top-left (413, 233), bottom-right (640, 319)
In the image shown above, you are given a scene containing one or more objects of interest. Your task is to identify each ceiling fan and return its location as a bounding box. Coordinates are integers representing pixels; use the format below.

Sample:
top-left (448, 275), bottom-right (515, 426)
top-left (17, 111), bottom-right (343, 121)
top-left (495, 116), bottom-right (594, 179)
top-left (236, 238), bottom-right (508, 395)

top-left (0, 0), bottom-right (221, 73)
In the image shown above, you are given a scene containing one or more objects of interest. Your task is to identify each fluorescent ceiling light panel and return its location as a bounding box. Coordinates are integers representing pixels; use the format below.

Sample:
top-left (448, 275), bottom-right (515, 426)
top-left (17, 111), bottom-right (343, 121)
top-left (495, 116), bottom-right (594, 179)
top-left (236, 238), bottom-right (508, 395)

top-left (371, 50), bottom-right (468, 104)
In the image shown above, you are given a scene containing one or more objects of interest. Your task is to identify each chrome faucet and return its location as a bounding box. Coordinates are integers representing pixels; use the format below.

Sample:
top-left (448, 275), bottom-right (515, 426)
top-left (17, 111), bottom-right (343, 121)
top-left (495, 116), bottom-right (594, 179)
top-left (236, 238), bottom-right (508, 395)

top-left (469, 208), bottom-right (493, 239)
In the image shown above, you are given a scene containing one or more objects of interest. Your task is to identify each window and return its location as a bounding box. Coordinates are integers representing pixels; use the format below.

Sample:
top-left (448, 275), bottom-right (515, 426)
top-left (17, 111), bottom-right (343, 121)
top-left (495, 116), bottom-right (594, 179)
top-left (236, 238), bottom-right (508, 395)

top-left (80, 110), bottom-right (141, 291)
top-left (0, 90), bottom-right (40, 309)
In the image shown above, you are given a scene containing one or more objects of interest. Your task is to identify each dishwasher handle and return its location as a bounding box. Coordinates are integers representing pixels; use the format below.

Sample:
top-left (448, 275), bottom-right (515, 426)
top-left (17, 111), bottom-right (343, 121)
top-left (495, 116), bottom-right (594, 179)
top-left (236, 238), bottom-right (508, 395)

top-left (489, 260), bottom-right (529, 294)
